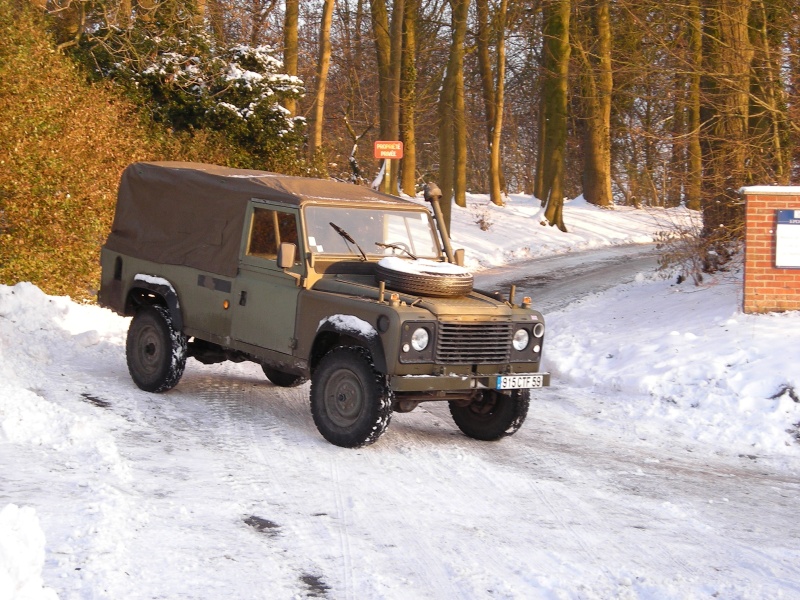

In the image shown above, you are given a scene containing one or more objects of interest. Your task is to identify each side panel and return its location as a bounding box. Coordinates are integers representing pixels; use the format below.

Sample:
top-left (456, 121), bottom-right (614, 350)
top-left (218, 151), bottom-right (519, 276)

top-left (99, 250), bottom-right (234, 338)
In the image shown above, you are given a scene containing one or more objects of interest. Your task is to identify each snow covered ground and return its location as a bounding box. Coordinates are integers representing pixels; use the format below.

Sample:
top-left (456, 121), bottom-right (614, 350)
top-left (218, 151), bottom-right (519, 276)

top-left (1, 194), bottom-right (799, 599)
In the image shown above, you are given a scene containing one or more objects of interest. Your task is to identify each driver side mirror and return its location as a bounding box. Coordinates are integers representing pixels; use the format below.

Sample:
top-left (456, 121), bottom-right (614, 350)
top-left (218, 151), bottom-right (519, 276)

top-left (277, 242), bottom-right (297, 269)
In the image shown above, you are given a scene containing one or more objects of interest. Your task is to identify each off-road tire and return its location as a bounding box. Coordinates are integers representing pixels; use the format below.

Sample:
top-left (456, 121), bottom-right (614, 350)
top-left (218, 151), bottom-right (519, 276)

top-left (449, 389), bottom-right (530, 441)
top-left (262, 364), bottom-right (307, 388)
top-left (375, 262), bottom-right (473, 297)
top-left (310, 346), bottom-right (393, 448)
top-left (126, 305), bottom-right (187, 393)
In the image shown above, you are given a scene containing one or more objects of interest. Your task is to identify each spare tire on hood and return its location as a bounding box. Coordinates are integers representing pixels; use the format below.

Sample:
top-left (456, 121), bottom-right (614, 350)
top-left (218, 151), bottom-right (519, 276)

top-left (375, 257), bottom-right (473, 297)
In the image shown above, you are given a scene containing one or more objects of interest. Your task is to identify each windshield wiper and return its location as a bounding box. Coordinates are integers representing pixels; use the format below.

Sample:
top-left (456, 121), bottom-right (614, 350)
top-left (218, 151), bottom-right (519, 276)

top-left (329, 222), bottom-right (367, 261)
top-left (375, 242), bottom-right (417, 260)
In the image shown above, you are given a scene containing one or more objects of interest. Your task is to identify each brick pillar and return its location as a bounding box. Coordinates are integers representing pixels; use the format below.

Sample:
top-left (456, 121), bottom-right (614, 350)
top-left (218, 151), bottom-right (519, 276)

top-left (742, 187), bottom-right (800, 313)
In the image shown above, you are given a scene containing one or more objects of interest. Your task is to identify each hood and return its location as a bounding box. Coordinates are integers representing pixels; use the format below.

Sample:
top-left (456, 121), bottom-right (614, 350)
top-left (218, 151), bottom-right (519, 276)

top-left (312, 275), bottom-right (513, 318)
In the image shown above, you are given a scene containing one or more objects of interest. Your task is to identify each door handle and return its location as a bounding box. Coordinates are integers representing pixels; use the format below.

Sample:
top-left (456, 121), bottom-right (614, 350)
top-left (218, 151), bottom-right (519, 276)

top-left (239, 291), bottom-right (247, 306)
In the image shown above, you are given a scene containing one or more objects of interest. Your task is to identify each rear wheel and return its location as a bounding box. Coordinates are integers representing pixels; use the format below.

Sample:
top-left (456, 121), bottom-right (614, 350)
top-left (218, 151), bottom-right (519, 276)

top-left (310, 347), bottom-right (392, 448)
top-left (449, 389), bottom-right (529, 441)
top-left (262, 364), bottom-right (307, 388)
top-left (126, 305), bottom-right (187, 393)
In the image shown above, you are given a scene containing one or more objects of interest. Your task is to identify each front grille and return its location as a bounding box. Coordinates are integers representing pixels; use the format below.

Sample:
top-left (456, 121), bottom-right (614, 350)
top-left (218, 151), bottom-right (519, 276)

top-left (435, 322), bottom-right (512, 364)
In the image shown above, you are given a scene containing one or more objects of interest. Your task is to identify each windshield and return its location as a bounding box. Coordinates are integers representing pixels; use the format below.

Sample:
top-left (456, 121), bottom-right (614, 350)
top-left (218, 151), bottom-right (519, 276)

top-left (304, 206), bottom-right (440, 259)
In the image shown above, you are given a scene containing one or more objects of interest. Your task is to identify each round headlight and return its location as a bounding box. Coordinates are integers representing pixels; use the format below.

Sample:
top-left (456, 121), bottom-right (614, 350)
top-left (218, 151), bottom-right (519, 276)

top-left (411, 327), bottom-right (430, 351)
top-left (533, 323), bottom-right (545, 338)
top-left (512, 328), bottom-right (530, 351)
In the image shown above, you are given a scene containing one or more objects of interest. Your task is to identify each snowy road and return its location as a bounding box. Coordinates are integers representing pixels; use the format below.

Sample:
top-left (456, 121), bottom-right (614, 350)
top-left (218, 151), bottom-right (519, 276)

top-left (34, 357), bottom-right (799, 600)
top-left (474, 244), bottom-right (662, 312)
top-left (59, 358), bottom-right (799, 599)
top-left (3, 241), bottom-right (799, 599)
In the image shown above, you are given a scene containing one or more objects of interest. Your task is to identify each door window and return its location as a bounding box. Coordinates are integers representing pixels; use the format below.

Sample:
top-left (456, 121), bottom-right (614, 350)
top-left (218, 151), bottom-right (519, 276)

top-left (246, 208), bottom-right (299, 261)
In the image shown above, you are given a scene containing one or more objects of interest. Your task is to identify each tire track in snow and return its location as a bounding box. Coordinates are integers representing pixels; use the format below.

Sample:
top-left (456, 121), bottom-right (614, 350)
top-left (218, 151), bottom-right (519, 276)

top-left (516, 399), bottom-right (707, 582)
top-left (328, 459), bottom-right (355, 599)
top-left (107, 362), bottom-right (325, 598)
top-left (399, 400), bottom-right (713, 589)
top-left (185, 365), bottom-right (337, 596)
top-left (479, 385), bottom-right (799, 587)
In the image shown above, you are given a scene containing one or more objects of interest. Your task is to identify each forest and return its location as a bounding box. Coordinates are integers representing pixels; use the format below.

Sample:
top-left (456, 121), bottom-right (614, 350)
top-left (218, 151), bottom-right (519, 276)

top-left (1, 0), bottom-right (798, 297)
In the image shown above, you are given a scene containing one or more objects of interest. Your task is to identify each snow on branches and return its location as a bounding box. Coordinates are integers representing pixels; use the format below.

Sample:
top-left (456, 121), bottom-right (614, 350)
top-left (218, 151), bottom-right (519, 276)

top-left (79, 24), bottom-right (305, 159)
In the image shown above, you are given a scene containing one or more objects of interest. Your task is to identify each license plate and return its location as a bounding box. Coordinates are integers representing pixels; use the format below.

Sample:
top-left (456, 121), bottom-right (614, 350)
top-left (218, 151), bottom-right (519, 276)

top-left (496, 374), bottom-right (544, 390)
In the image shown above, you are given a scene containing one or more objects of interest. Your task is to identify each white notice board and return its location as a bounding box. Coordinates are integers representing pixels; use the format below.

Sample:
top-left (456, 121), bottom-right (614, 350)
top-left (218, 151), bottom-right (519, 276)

top-left (775, 210), bottom-right (800, 268)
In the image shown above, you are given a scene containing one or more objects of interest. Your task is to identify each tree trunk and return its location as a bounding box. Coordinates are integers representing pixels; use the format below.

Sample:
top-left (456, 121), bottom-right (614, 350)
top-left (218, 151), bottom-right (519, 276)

top-left (667, 71), bottom-right (686, 208)
top-left (750, 0), bottom-right (789, 184)
top-left (537, 0), bottom-right (570, 231)
top-left (388, 0), bottom-right (404, 194)
top-left (400, 0), bottom-right (419, 196)
top-left (700, 0), bottom-right (753, 238)
top-left (438, 82), bottom-right (455, 228)
top-left (370, 0), bottom-right (405, 193)
top-left (438, 0), bottom-right (470, 228)
top-left (534, 87), bottom-right (546, 203)
top-left (685, 0), bottom-right (702, 211)
top-left (370, 0), bottom-right (392, 140)
top-left (488, 0), bottom-right (507, 206)
top-left (282, 0), bottom-right (299, 115)
top-left (309, 0), bottom-right (335, 161)
top-left (578, 0), bottom-right (613, 207)
top-left (477, 0), bottom-right (508, 206)
top-left (452, 0), bottom-right (468, 211)
top-left (476, 0), bottom-right (497, 199)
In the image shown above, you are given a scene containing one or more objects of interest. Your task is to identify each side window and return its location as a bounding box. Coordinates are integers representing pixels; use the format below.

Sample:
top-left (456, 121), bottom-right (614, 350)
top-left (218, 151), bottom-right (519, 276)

top-left (246, 208), bottom-right (299, 260)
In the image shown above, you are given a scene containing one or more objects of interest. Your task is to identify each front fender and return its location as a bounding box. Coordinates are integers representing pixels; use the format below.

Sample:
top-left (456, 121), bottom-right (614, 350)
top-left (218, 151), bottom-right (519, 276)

top-left (313, 315), bottom-right (387, 374)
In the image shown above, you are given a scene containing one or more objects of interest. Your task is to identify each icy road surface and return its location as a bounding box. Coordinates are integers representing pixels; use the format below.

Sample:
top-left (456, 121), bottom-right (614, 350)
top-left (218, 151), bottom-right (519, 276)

top-left (474, 243), bottom-right (662, 313)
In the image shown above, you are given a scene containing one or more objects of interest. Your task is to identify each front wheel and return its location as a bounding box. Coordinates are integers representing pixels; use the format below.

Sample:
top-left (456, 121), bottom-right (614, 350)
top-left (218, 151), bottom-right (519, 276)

top-left (449, 389), bottom-right (530, 441)
top-left (310, 347), bottom-right (393, 448)
top-left (126, 305), bottom-right (187, 393)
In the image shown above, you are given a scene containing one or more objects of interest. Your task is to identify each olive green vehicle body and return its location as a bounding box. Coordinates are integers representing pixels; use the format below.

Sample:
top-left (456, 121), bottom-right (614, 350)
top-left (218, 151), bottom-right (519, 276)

top-left (99, 162), bottom-right (549, 407)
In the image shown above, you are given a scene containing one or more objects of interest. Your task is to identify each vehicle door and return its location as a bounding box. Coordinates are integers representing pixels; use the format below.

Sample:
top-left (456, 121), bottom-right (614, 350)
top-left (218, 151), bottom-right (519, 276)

top-left (230, 202), bottom-right (304, 356)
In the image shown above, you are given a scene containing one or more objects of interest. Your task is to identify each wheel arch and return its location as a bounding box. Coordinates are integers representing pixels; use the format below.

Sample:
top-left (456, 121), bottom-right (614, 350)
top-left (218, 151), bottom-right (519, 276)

top-left (125, 277), bottom-right (184, 332)
top-left (310, 326), bottom-right (387, 375)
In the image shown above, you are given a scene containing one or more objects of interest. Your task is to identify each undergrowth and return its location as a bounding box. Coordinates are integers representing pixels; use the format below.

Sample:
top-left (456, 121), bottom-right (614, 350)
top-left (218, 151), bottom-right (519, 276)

top-left (0, 0), bottom-right (252, 300)
top-left (654, 224), bottom-right (742, 285)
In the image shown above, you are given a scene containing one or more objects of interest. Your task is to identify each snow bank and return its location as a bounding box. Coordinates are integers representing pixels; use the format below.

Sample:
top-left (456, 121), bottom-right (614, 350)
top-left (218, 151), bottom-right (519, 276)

top-left (0, 504), bottom-right (58, 600)
top-left (445, 193), bottom-right (697, 271)
top-left (543, 272), bottom-right (800, 455)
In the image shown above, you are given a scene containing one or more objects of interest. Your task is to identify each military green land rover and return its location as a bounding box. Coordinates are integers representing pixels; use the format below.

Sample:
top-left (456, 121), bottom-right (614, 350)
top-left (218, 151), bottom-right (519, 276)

top-left (99, 162), bottom-right (549, 447)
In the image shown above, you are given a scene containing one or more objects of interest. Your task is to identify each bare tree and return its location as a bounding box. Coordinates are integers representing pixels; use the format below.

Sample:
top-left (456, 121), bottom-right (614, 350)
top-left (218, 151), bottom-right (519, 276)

top-left (685, 0), bottom-right (703, 211)
top-left (309, 0), bottom-right (335, 161)
top-left (749, 0), bottom-right (791, 184)
top-left (282, 0), bottom-right (299, 115)
top-left (438, 0), bottom-right (470, 229)
top-left (699, 0), bottom-right (753, 238)
top-left (476, 0), bottom-right (508, 206)
top-left (574, 0), bottom-right (612, 207)
top-left (400, 0), bottom-right (420, 196)
top-left (535, 0), bottom-right (570, 231)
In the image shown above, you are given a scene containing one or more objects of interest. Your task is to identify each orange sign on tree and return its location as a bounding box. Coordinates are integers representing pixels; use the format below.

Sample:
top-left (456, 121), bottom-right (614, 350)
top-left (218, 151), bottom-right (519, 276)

top-left (374, 141), bottom-right (404, 160)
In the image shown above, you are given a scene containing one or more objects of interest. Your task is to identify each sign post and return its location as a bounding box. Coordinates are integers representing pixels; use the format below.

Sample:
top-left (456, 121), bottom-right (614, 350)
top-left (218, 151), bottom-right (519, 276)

top-left (374, 141), bottom-right (404, 194)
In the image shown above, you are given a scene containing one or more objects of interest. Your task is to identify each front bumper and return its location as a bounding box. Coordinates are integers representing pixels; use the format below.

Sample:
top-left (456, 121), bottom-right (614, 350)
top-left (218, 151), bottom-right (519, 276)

top-left (389, 372), bottom-right (551, 393)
